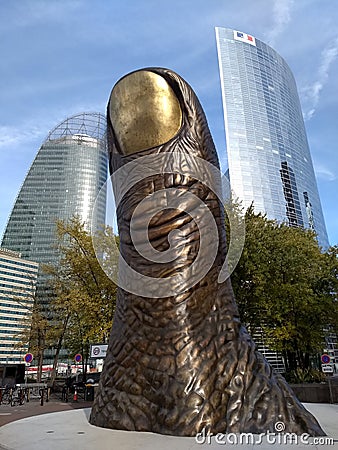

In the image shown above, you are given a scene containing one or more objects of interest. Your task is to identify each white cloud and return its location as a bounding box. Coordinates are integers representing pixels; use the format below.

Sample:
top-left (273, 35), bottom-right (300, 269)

top-left (0, 125), bottom-right (44, 149)
top-left (314, 163), bottom-right (337, 181)
top-left (301, 37), bottom-right (338, 120)
top-left (265, 0), bottom-right (294, 46)
top-left (0, 103), bottom-right (106, 152)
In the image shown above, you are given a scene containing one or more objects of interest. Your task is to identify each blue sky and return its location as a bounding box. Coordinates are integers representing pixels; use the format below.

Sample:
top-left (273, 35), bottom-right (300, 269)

top-left (0, 0), bottom-right (337, 245)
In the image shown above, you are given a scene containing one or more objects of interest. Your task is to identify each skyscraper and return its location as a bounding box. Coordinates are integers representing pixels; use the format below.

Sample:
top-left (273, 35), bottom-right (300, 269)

top-left (1, 112), bottom-right (107, 308)
top-left (215, 27), bottom-right (329, 249)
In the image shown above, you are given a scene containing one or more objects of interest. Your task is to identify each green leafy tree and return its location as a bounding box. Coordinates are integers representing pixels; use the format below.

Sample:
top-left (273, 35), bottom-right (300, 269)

top-left (319, 245), bottom-right (338, 334)
top-left (230, 205), bottom-right (338, 371)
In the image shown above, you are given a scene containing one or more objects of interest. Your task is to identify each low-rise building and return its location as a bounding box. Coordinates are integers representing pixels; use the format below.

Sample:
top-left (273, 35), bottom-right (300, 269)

top-left (0, 248), bottom-right (39, 364)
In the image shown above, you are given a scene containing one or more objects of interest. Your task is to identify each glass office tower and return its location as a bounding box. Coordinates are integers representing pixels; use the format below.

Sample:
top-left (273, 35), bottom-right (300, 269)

top-left (215, 27), bottom-right (329, 249)
top-left (1, 112), bottom-right (107, 308)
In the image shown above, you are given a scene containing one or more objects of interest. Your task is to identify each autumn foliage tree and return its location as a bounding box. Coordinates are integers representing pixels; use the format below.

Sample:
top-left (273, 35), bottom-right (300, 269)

top-left (45, 216), bottom-right (117, 381)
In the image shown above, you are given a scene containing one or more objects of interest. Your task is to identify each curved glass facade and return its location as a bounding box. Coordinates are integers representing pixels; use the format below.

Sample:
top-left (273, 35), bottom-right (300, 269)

top-left (216, 27), bottom-right (329, 249)
top-left (1, 113), bottom-right (107, 305)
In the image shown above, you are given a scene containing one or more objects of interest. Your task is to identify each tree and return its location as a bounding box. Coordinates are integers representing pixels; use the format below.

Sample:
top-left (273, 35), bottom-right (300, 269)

top-left (26, 304), bottom-right (49, 382)
top-left (230, 205), bottom-right (338, 371)
top-left (45, 216), bottom-right (117, 382)
top-left (319, 245), bottom-right (338, 333)
top-left (13, 277), bottom-right (49, 383)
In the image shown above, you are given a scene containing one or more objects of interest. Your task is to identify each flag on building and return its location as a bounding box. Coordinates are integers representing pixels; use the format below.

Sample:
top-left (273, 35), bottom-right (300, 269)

top-left (233, 30), bottom-right (256, 46)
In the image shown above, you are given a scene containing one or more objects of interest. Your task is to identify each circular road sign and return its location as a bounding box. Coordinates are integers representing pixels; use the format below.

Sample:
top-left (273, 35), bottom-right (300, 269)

top-left (93, 346), bottom-right (100, 356)
top-left (74, 353), bottom-right (82, 363)
top-left (24, 353), bottom-right (33, 363)
top-left (321, 354), bottom-right (331, 364)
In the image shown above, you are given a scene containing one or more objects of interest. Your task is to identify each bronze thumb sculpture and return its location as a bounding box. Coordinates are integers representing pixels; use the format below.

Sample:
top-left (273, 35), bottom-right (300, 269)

top-left (89, 68), bottom-right (325, 437)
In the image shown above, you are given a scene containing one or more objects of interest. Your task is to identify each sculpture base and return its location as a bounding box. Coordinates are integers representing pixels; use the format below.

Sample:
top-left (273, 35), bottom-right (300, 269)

top-left (0, 404), bottom-right (337, 450)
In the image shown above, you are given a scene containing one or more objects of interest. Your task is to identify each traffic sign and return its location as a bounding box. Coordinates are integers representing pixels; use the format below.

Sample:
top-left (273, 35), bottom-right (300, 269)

top-left (74, 353), bottom-right (82, 363)
top-left (321, 354), bottom-right (331, 364)
top-left (90, 344), bottom-right (108, 358)
top-left (24, 353), bottom-right (33, 363)
top-left (322, 365), bottom-right (334, 374)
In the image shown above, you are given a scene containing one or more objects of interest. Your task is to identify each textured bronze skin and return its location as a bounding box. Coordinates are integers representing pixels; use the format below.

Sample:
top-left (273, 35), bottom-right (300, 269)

top-left (89, 68), bottom-right (325, 436)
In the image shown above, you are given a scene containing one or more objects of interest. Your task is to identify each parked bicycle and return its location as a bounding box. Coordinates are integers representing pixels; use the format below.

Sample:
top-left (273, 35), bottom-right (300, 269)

top-left (1, 384), bottom-right (49, 407)
top-left (10, 386), bottom-right (26, 406)
top-left (0, 385), bottom-right (14, 405)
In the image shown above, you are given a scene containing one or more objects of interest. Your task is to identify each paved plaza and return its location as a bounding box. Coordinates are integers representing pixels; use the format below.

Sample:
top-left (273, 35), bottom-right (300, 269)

top-left (0, 400), bottom-right (337, 449)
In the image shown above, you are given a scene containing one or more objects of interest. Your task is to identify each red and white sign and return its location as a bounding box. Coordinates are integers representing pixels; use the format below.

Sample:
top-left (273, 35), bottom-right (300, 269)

top-left (234, 30), bottom-right (256, 46)
top-left (26, 366), bottom-right (53, 373)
